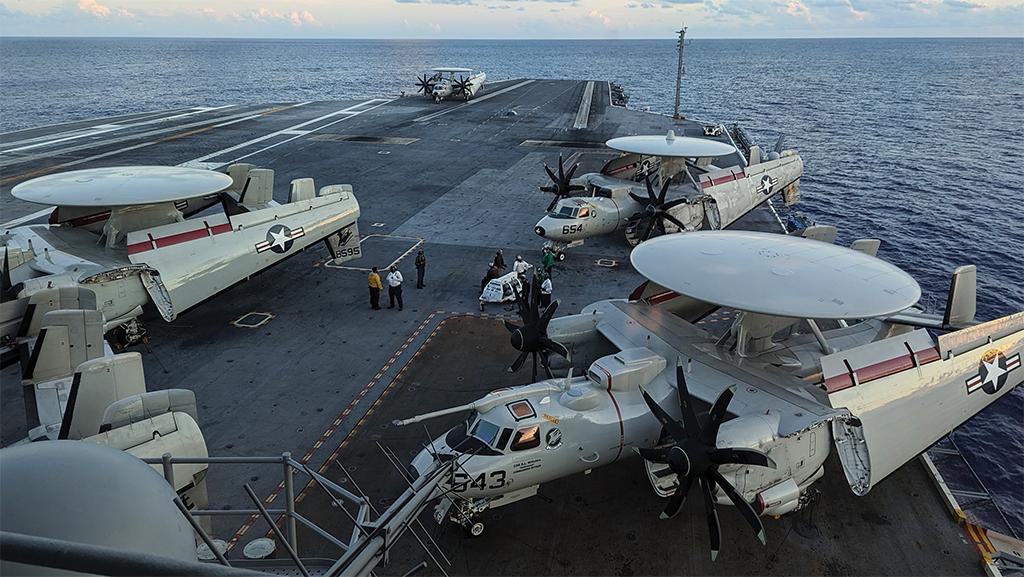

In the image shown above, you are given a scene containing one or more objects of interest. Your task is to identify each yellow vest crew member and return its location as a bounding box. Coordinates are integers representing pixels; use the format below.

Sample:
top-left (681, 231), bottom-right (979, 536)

top-left (368, 266), bottom-right (383, 310)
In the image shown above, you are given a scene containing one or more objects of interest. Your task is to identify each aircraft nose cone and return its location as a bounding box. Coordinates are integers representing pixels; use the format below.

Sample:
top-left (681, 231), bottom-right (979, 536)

top-left (534, 225), bottom-right (546, 237)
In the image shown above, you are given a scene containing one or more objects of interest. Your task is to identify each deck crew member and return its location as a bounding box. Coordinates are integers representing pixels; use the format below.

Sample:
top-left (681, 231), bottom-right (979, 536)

top-left (539, 274), bottom-right (553, 308)
top-left (368, 266), bottom-right (383, 310)
top-left (492, 249), bottom-right (506, 272)
top-left (387, 265), bottom-right (404, 311)
top-left (513, 255), bottom-right (530, 300)
top-left (542, 247), bottom-right (555, 276)
top-left (415, 249), bottom-right (427, 289)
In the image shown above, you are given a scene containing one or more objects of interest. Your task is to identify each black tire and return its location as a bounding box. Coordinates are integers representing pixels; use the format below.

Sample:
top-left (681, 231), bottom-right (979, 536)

top-left (557, 252), bottom-right (566, 262)
top-left (465, 520), bottom-right (485, 538)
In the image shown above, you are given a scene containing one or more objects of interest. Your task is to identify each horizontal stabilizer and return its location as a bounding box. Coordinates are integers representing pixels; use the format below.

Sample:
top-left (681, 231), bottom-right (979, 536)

top-left (799, 225), bottom-right (838, 244)
top-left (59, 353), bottom-right (147, 440)
top-left (886, 265), bottom-right (977, 331)
top-left (850, 239), bottom-right (880, 256)
top-left (101, 389), bottom-right (197, 432)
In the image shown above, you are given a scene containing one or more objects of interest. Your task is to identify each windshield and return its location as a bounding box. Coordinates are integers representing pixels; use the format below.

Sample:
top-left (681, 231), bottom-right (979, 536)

top-left (470, 419), bottom-right (501, 446)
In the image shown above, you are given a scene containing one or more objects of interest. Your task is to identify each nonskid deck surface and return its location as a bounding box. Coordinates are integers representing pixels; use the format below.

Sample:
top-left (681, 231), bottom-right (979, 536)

top-left (1, 79), bottom-right (844, 554)
top-left (284, 316), bottom-right (980, 576)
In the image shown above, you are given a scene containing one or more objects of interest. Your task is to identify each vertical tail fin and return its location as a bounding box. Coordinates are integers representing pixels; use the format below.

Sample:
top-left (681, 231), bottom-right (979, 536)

top-left (943, 265), bottom-right (976, 327)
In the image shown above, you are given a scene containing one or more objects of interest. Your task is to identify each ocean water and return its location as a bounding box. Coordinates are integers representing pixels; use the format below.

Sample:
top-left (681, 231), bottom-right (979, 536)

top-left (2, 37), bottom-right (1022, 533)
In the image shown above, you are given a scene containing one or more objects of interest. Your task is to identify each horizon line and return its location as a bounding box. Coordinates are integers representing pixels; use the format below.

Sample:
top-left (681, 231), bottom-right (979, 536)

top-left (1, 34), bottom-right (1022, 41)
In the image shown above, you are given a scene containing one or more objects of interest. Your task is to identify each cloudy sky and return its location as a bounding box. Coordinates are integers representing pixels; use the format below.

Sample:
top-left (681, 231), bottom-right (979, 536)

top-left (1, 0), bottom-right (1021, 38)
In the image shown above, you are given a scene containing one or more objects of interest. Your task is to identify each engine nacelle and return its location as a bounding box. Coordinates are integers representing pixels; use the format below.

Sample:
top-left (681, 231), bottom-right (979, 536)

top-left (715, 412), bottom-right (780, 453)
top-left (756, 478), bottom-right (801, 516)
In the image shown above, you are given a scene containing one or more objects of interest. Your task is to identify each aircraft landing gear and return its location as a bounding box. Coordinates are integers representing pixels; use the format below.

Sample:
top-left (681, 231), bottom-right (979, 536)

top-left (434, 95), bottom-right (441, 104)
top-left (109, 318), bottom-right (148, 352)
top-left (464, 518), bottom-right (485, 538)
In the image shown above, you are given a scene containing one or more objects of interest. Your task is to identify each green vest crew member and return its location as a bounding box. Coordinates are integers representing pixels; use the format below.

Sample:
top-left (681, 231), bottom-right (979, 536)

top-left (368, 267), bottom-right (383, 310)
top-left (542, 249), bottom-right (555, 274)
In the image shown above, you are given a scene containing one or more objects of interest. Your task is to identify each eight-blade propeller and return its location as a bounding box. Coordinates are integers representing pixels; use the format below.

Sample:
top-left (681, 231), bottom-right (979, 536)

top-left (628, 175), bottom-right (687, 241)
top-left (504, 281), bottom-right (569, 381)
top-left (540, 155), bottom-right (585, 212)
top-left (415, 74), bottom-right (436, 96)
top-left (452, 76), bottom-right (472, 100)
top-left (637, 362), bottom-right (777, 561)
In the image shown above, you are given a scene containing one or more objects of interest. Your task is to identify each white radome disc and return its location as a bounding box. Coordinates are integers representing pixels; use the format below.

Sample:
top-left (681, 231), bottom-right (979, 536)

top-left (630, 231), bottom-right (921, 319)
top-left (431, 67), bottom-right (473, 73)
top-left (11, 166), bottom-right (233, 207)
top-left (606, 130), bottom-right (736, 159)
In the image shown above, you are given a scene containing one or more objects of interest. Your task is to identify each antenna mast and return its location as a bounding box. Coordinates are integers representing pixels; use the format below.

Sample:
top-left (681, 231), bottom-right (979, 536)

top-left (673, 24), bottom-right (687, 121)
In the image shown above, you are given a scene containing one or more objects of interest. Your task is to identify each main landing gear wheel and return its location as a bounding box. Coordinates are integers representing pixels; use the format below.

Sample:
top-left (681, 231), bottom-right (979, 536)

top-left (465, 519), bottom-right (485, 537)
top-left (556, 252), bottom-right (566, 262)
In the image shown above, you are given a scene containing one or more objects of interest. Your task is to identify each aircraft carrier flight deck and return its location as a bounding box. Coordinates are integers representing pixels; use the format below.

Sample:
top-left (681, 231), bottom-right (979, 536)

top-left (0, 79), bottom-right (1009, 576)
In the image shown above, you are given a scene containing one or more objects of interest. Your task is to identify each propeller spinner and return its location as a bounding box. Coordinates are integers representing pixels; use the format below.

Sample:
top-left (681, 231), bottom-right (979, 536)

top-left (637, 363), bottom-right (777, 561)
top-left (504, 282), bottom-right (569, 381)
top-left (540, 155), bottom-right (585, 212)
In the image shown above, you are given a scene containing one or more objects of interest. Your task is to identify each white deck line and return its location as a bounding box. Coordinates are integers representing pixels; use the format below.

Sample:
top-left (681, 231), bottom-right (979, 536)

top-left (412, 80), bottom-right (535, 123)
top-left (178, 98), bottom-right (393, 170)
top-left (0, 108), bottom-right (274, 168)
top-left (573, 81), bottom-right (596, 130)
top-left (0, 105), bottom-right (239, 154)
top-left (1, 208), bottom-right (54, 230)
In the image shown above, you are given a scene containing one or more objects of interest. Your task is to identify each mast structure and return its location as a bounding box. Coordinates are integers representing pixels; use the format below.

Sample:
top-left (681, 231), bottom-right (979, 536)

top-left (673, 24), bottom-right (687, 120)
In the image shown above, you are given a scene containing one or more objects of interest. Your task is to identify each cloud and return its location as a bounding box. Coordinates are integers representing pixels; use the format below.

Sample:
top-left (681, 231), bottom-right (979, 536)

top-left (78, 0), bottom-right (111, 18)
top-left (587, 8), bottom-right (612, 24)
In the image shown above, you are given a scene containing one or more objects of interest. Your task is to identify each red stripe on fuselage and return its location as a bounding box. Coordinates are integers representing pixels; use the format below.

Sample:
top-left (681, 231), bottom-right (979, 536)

top-left (127, 220), bottom-right (232, 255)
top-left (824, 346), bottom-right (941, 394)
top-left (595, 365), bottom-right (625, 463)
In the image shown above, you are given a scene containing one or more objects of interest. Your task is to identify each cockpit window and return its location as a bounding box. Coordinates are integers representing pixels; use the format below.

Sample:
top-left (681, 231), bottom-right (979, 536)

top-left (511, 426), bottom-right (541, 451)
top-left (559, 206), bottom-right (575, 217)
top-left (470, 419), bottom-right (501, 446)
top-left (507, 400), bottom-right (535, 421)
top-left (496, 428), bottom-right (512, 451)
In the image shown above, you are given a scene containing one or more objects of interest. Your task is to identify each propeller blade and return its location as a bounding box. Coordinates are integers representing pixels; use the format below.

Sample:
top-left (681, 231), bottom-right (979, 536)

top-left (699, 475), bottom-right (722, 562)
top-left (531, 352), bottom-right (539, 382)
top-left (540, 351), bottom-right (554, 380)
top-left (661, 474), bottom-right (694, 519)
top-left (658, 176), bottom-right (673, 204)
top-left (565, 162), bottom-right (579, 181)
top-left (675, 363), bottom-right (702, 438)
top-left (1, 248), bottom-right (11, 294)
top-left (708, 469), bottom-right (767, 546)
top-left (661, 212), bottom-right (687, 232)
top-left (546, 197), bottom-right (558, 212)
top-left (635, 446), bottom-right (669, 463)
top-left (539, 298), bottom-right (559, 325)
top-left (704, 385), bottom-right (736, 443)
top-left (638, 387), bottom-right (687, 441)
top-left (543, 338), bottom-right (569, 361)
top-left (708, 448), bottom-right (777, 469)
top-left (641, 217), bottom-right (657, 241)
top-left (544, 164), bottom-right (558, 185)
top-left (644, 175), bottom-right (658, 203)
top-left (569, 183), bottom-right (586, 192)
top-left (628, 191), bottom-right (648, 205)
top-left (510, 350), bottom-right (529, 372)
top-left (539, 185), bottom-right (558, 194)
top-left (503, 319), bottom-right (520, 334)
top-left (557, 154), bottom-right (565, 181)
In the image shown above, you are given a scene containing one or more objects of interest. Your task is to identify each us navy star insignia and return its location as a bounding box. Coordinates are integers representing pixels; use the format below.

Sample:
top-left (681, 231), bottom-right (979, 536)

top-left (756, 174), bottom-right (778, 196)
top-left (965, 350), bottom-right (1020, 395)
top-left (255, 224), bottom-right (305, 254)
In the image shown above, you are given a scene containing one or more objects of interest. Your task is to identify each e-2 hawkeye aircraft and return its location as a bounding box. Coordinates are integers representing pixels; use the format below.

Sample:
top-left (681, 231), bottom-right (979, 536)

top-left (414, 67), bottom-right (487, 103)
top-left (1, 164), bottom-right (361, 351)
top-left (535, 130), bottom-right (803, 260)
top-left (396, 231), bottom-right (1022, 559)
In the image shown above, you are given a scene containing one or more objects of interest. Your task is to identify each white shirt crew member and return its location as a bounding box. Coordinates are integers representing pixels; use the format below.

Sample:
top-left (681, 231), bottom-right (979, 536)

top-left (540, 277), bottom-right (553, 295)
top-left (387, 270), bottom-right (404, 287)
top-left (513, 259), bottom-right (530, 275)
